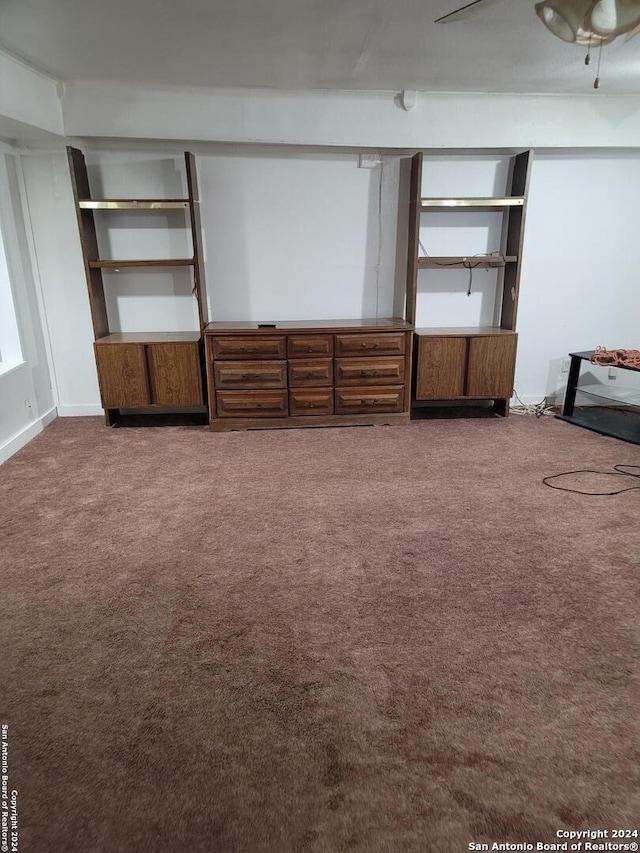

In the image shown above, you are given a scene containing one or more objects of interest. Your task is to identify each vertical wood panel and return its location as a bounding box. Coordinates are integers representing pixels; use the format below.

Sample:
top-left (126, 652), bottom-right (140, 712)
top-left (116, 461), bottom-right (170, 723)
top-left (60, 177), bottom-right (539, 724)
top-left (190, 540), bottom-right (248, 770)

top-left (415, 336), bottom-right (467, 399)
top-left (501, 150), bottom-right (533, 331)
top-left (466, 335), bottom-right (517, 397)
top-left (185, 152), bottom-right (209, 331)
top-left (405, 152), bottom-right (423, 327)
top-left (147, 343), bottom-right (203, 406)
top-left (95, 344), bottom-right (150, 408)
top-left (67, 147), bottom-right (109, 339)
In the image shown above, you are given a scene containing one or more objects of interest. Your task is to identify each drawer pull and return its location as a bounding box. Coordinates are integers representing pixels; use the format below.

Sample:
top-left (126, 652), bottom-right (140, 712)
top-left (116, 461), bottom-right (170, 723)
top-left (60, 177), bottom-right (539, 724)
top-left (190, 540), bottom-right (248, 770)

top-left (361, 342), bottom-right (379, 349)
top-left (240, 346), bottom-right (258, 353)
top-left (241, 373), bottom-right (262, 381)
top-left (307, 347), bottom-right (315, 352)
top-left (256, 403), bottom-right (263, 408)
top-left (363, 398), bottom-right (380, 405)
top-left (361, 369), bottom-right (378, 376)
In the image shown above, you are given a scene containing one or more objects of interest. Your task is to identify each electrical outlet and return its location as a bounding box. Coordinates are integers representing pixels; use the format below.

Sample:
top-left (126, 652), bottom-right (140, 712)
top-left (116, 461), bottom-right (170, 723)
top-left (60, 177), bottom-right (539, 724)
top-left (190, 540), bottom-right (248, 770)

top-left (561, 358), bottom-right (570, 374)
top-left (608, 368), bottom-right (617, 380)
top-left (25, 398), bottom-right (33, 415)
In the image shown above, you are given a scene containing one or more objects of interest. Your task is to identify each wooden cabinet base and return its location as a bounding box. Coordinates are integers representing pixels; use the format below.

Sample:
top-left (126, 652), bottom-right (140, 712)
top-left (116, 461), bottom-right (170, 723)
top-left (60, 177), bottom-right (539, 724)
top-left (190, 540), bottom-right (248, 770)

top-left (413, 330), bottom-right (517, 417)
top-left (209, 412), bottom-right (410, 432)
top-left (95, 336), bottom-right (204, 425)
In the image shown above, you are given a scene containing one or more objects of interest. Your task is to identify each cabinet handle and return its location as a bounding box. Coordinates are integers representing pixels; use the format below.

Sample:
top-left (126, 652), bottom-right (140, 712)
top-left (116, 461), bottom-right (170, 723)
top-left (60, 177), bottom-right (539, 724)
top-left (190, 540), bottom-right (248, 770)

top-left (360, 369), bottom-right (378, 376)
top-left (240, 346), bottom-right (258, 353)
top-left (307, 346), bottom-right (315, 352)
top-left (241, 373), bottom-right (261, 381)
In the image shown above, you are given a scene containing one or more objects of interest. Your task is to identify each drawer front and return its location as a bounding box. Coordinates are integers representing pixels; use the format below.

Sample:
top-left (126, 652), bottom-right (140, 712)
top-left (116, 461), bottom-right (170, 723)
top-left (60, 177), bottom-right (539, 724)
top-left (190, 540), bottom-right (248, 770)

top-left (335, 386), bottom-right (404, 414)
top-left (287, 335), bottom-right (334, 358)
top-left (334, 333), bottom-right (406, 357)
top-left (211, 336), bottom-right (286, 360)
top-left (335, 356), bottom-right (405, 387)
top-left (214, 360), bottom-right (286, 389)
top-left (289, 389), bottom-right (334, 416)
top-left (288, 359), bottom-right (333, 387)
top-left (216, 390), bottom-right (288, 418)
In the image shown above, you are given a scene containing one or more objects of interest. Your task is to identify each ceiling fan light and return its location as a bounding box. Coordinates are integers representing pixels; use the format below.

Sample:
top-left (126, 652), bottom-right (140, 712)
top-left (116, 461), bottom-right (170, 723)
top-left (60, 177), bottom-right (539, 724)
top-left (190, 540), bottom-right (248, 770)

top-left (588, 0), bottom-right (640, 36)
top-left (535, 2), bottom-right (578, 40)
top-left (535, 0), bottom-right (616, 43)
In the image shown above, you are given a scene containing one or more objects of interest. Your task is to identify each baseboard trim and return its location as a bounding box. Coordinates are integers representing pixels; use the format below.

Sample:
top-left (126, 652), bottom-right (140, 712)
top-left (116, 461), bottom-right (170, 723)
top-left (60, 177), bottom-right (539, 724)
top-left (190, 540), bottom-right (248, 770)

top-left (57, 404), bottom-right (104, 417)
top-left (0, 406), bottom-right (57, 465)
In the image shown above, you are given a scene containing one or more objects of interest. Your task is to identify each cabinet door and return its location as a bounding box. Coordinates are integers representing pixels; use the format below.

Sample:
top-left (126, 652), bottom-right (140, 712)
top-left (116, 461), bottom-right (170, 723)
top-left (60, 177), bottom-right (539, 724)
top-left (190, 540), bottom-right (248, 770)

top-left (95, 344), bottom-right (150, 408)
top-left (147, 343), bottom-right (203, 406)
top-left (415, 336), bottom-right (467, 400)
top-left (466, 335), bottom-right (517, 398)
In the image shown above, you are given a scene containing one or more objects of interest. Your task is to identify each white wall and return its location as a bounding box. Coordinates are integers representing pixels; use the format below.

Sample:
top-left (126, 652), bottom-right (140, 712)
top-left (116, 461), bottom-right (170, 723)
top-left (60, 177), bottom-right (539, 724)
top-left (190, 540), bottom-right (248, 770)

top-left (0, 50), bottom-right (63, 137)
top-left (0, 150), bottom-right (55, 462)
top-left (17, 143), bottom-right (640, 416)
top-left (19, 152), bottom-right (100, 416)
top-left (62, 83), bottom-right (640, 150)
top-left (517, 153), bottom-right (640, 404)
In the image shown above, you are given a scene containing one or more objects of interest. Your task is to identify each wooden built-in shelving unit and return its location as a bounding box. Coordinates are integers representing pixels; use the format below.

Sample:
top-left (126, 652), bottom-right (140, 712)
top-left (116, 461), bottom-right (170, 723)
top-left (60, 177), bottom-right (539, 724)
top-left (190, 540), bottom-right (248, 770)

top-left (406, 151), bottom-right (533, 417)
top-left (67, 147), bottom-right (209, 426)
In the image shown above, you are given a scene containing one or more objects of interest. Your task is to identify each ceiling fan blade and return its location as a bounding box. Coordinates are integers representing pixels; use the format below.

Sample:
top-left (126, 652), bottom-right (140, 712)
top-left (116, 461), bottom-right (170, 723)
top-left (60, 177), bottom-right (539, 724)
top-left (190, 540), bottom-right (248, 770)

top-left (434, 0), bottom-right (500, 24)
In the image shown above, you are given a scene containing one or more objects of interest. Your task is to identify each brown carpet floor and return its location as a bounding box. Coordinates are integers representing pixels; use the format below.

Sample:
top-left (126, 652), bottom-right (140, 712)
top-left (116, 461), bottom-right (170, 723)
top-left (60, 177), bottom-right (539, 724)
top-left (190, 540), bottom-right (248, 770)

top-left (0, 416), bottom-right (638, 852)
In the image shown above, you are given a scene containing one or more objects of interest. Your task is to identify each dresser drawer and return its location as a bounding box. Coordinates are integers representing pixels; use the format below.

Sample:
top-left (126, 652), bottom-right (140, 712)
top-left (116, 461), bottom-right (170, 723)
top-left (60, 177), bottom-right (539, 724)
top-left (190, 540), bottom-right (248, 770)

top-left (214, 360), bottom-right (286, 389)
top-left (216, 390), bottom-right (288, 418)
top-left (287, 335), bottom-right (333, 358)
top-left (211, 336), bottom-right (286, 360)
top-left (288, 359), bottom-right (333, 387)
top-left (334, 333), bottom-right (406, 357)
top-left (289, 389), bottom-right (334, 416)
top-left (335, 386), bottom-right (405, 414)
top-left (335, 356), bottom-right (405, 387)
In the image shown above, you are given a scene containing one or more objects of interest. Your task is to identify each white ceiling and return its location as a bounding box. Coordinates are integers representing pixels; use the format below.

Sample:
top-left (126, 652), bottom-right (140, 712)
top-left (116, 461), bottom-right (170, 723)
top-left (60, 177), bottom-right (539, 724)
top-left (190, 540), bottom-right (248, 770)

top-left (1, 0), bottom-right (640, 95)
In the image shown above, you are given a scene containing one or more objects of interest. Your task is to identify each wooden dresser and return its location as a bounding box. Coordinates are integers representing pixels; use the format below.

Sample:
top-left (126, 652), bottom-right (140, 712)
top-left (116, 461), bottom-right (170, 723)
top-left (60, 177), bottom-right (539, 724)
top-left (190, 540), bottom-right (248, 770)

top-left (205, 319), bottom-right (413, 431)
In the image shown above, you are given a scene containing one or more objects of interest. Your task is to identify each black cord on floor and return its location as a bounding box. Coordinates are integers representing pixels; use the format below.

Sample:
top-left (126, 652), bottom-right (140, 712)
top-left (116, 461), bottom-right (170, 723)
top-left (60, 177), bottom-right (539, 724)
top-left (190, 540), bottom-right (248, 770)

top-left (543, 464), bottom-right (640, 495)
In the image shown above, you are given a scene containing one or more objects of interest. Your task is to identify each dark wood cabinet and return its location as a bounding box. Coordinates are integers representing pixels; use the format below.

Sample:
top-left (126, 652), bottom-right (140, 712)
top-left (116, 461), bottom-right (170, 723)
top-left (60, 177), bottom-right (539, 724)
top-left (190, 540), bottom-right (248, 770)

top-left (95, 335), bottom-right (203, 410)
top-left (205, 320), bottom-right (412, 431)
top-left (415, 330), bottom-right (517, 403)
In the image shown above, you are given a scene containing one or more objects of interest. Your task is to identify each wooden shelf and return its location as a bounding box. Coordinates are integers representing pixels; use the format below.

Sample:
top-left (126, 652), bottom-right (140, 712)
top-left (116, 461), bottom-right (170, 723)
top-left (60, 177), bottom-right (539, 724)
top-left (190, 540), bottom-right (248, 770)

top-left (421, 197), bottom-right (525, 210)
top-left (417, 255), bottom-right (517, 268)
top-left (95, 331), bottom-right (202, 345)
top-left (414, 326), bottom-right (517, 337)
top-left (78, 200), bottom-right (190, 210)
top-left (88, 258), bottom-right (195, 269)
